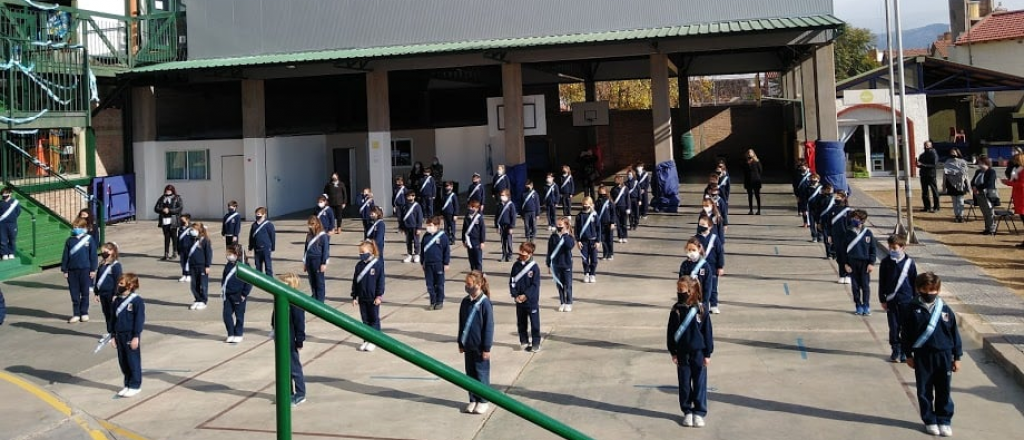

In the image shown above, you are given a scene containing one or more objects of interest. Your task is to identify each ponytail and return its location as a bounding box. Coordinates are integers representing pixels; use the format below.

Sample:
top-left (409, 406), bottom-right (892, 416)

top-left (466, 270), bottom-right (490, 297)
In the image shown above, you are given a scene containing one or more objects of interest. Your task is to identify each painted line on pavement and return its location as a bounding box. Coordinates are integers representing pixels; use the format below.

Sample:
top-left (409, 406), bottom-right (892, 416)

top-left (796, 337), bottom-right (808, 360)
top-left (783, 282), bottom-right (790, 295)
top-left (0, 371), bottom-right (111, 440)
top-left (775, 246), bottom-right (780, 255)
top-left (369, 375), bottom-right (440, 381)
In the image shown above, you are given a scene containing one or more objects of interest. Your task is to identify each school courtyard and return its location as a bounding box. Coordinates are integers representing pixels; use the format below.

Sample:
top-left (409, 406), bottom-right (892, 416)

top-left (1, 181), bottom-right (1023, 440)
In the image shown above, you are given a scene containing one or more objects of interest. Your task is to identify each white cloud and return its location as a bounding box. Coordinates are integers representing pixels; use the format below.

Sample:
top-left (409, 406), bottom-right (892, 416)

top-left (834, 0), bottom-right (1024, 32)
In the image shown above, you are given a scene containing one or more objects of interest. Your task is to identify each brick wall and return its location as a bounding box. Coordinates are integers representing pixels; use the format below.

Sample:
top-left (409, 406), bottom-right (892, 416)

top-left (93, 108), bottom-right (124, 176)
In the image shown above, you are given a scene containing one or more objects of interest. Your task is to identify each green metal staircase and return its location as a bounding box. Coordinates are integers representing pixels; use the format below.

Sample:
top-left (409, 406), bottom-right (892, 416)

top-left (0, 188), bottom-right (74, 280)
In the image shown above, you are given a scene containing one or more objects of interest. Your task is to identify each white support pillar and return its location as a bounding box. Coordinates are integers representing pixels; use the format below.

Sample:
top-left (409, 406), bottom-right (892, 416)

top-left (131, 86), bottom-right (159, 220)
top-left (242, 79), bottom-right (269, 215)
top-left (367, 70), bottom-right (394, 215)
top-left (650, 54), bottom-right (674, 163)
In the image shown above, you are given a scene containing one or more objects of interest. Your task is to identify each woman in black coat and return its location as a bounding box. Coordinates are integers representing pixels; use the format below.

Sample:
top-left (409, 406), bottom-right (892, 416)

top-left (323, 173), bottom-right (348, 233)
top-left (743, 149), bottom-right (763, 215)
top-left (153, 184), bottom-right (183, 260)
top-left (971, 155), bottom-right (998, 235)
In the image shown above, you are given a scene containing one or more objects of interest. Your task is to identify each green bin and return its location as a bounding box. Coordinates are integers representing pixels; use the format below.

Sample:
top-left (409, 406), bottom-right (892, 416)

top-left (681, 132), bottom-right (696, 160)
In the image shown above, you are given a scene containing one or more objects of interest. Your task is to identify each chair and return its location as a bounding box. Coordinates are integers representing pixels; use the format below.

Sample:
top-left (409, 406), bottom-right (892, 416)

top-left (994, 200), bottom-right (1019, 235)
top-left (963, 198), bottom-right (977, 221)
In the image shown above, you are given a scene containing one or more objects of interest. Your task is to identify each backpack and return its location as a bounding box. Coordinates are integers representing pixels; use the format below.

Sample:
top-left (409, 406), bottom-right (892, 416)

top-left (943, 161), bottom-right (967, 196)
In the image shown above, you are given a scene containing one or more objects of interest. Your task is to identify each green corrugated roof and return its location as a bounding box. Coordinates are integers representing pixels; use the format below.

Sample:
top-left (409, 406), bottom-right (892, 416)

top-left (131, 14), bottom-right (843, 73)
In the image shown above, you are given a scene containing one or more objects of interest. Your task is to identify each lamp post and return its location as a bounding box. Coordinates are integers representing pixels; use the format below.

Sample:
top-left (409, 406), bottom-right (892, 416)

top-left (883, 0), bottom-right (907, 238)
top-left (892, 0), bottom-right (918, 243)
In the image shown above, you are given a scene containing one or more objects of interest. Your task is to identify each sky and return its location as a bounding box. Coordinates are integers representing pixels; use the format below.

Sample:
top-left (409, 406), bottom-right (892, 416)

top-left (834, 0), bottom-right (1024, 32)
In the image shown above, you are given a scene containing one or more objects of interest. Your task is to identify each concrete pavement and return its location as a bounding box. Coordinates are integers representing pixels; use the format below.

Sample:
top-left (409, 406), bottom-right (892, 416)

top-left (1, 182), bottom-right (1023, 439)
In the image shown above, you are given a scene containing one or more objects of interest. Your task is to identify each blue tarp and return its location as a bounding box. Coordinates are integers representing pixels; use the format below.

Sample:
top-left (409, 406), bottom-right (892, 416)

top-left (507, 163), bottom-right (528, 207)
top-left (650, 160), bottom-right (679, 213)
top-left (91, 174), bottom-right (136, 224)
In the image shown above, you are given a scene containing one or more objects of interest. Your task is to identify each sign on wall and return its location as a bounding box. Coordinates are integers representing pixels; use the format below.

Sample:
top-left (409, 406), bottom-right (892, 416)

top-left (487, 95), bottom-right (547, 137)
top-left (842, 88), bottom-right (894, 106)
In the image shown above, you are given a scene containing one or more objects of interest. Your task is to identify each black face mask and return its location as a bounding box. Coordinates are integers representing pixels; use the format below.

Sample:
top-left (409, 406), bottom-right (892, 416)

top-left (697, 225), bottom-right (709, 234)
top-left (677, 292), bottom-right (690, 303)
top-left (920, 293), bottom-right (938, 304)
top-left (101, 252), bottom-right (110, 259)
top-left (117, 285), bottom-right (129, 295)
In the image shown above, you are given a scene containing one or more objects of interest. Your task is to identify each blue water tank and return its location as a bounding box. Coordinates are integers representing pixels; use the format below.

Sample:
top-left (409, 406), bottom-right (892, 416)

top-left (815, 140), bottom-right (849, 194)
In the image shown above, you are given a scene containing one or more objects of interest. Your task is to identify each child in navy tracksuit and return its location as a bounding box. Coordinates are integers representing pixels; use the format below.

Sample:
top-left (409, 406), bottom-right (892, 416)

top-left (110, 273), bottom-right (145, 398)
top-left (596, 187), bottom-right (615, 260)
top-left (627, 170), bottom-right (640, 230)
top-left (793, 163), bottom-right (812, 227)
top-left (809, 183), bottom-right (834, 244)
top-left (0, 187), bottom-right (21, 259)
top-left (705, 188), bottom-right (728, 239)
top-left (303, 216), bottom-right (330, 303)
top-left (546, 217), bottom-right (576, 312)
top-left (364, 206), bottom-right (386, 256)
top-left (94, 242), bottom-right (123, 335)
top-left (543, 173), bottom-right (558, 231)
top-left (826, 193), bottom-right (852, 282)
top-left (695, 216), bottom-right (724, 314)
top-left (495, 189), bottom-right (517, 262)
top-left (636, 163), bottom-right (651, 219)
top-left (358, 188), bottom-right (376, 236)
top-left (668, 276), bottom-right (713, 428)
top-left (803, 175), bottom-right (823, 242)
top-left (458, 271), bottom-right (495, 415)
top-left (352, 241), bottom-right (385, 351)
top-left (275, 273), bottom-right (307, 406)
top-left (467, 173), bottom-right (485, 215)
top-left (463, 200), bottom-right (486, 272)
top-left (699, 198), bottom-right (725, 242)
top-left (715, 161), bottom-right (731, 203)
top-left (393, 177), bottom-right (408, 229)
top-left (177, 214), bottom-right (194, 283)
top-left (678, 237), bottom-right (712, 303)
top-left (521, 180), bottom-right (540, 242)
top-left (248, 207), bottom-right (276, 276)
top-left (510, 242), bottom-right (542, 352)
top-left (575, 197), bottom-right (601, 283)
top-left (900, 272), bottom-right (962, 437)
top-left (315, 195), bottom-right (335, 236)
top-left (62, 218), bottom-right (97, 323)
top-left (421, 216), bottom-right (451, 310)
top-left (441, 181), bottom-right (459, 242)
top-left (491, 165), bottom-right (510, 208)
top-left (817, 188), bottom-right (841, 258)
top-left (840, 209), bottom-right (876, 315)
top-left (559, 165), bottom-right (575, 217)
top-left (879, 234), bottom-right (917, 363)
top-left (185, 223), bottom-right (213, 310)
top-left (612, 175), bottom-right (630, 242)
top-left (420, 168), bottom-right (437, 218)
top-left (402, 192), bottom-right (423, 263)
top-left (222, 200), bottom-right (241, 247)
top-left (221, 244), bottom-right (252, 344)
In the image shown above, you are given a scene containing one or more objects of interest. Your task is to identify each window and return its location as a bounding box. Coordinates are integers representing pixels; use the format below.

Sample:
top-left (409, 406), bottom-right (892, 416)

top-left (391, 139), bottom-right (413, 167)
top-left (165, 150), bottom-right (210, 180)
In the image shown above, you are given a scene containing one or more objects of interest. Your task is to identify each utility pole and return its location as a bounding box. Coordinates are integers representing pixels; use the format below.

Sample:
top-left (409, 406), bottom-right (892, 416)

top-left (884, 0), bottom-right (907, 237)
top-left (893, 0), bottom-right (918, 243)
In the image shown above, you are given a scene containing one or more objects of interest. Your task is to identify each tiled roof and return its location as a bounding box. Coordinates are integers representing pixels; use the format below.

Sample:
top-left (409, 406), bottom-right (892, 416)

top-left (956, 10), bottom-right (1024, 44)
top-left (931, 39), bottom-right (951, 58)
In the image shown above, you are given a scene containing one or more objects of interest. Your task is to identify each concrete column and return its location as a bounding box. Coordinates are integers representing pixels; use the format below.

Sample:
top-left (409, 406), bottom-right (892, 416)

top-left (813, 44), bottom-right (840, 140)
top-left (131, 86), bottom-right (157, 218)
top-left (241, 79), bottom-right (268, 215)
top-left (650, 54), bottom-right (674, 163)
top-left (676, 72), bottom-right (692, 134)
top-left (366, 70), bottom-right (394, 215)
top-left (799, 60), bottom-right (819, 143)
top-left (502, 62), bottom-right (526, 165)
top-left (131, 86), bottom-right (156, 142)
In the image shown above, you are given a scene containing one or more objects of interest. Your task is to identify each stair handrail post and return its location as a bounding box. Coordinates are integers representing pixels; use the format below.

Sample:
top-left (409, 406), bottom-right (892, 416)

top-left (272, 291), bottom-right (292, 440)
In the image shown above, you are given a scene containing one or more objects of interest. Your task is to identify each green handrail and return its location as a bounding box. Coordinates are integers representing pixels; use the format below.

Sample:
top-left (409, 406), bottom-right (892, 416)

top-left (236, 264), bottom-right (593, 440)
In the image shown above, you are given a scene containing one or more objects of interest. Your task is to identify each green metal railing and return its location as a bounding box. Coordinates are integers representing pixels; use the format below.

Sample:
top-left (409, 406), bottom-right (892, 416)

top-left (235, 264), bottom-right (593, 440)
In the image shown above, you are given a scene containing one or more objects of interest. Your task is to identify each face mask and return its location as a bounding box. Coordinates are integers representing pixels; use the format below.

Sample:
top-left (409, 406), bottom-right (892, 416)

top-left (228, 206), bottom-right (236, 211)
top-left (920, 293), bottom-right (938, 303)
top-left (446, 187), bottom-right (453, 193)
top-left (547, 178), bottom-right (554, 184)
top-left (584, 205), bottom-right (593, 212)
top-left (101, 251), bottom-right (110, 259)
top-left (165, 192), bottom-right (172, 196)
top-left (256, 214), bottom-right (265, 219)
top-left (637, 167), bottom-right (644, 173)
top-left (227, 255), bottom-right (237, 263)
top-left (426, 226), bottom-right (439, 234)
top-left (811, 181), bottom-right (820, 186)
top-left (889, 250), bottom-right (903, 260)
top-left (1, 194), bottom-right (9, 199)
top-left (359, 252), bottom-right (372, 261)
top-left (117, 285), bottom-right (128, 295)
top-left (697, 225), bottom-right (709, 234)
top-left (526, 186), bottom-right (533, 191)
top-left (72, 228), bottom-right (86, 236)
top-left (465, 285), bottom-right (477, 295)
top-left (189, 229), bottom-right (199, 237)
top-left (677, 292), bottom-right (689, 303)
top-left (687, 251), bottom-right (701, 262)
top-left (433, 160), bottom-right (439, 166)
top-left (498, 169), bottom-right (505, 176)
top-left (703, 207), bottom-right (712, 214)
top-left (748, 156), bottom-right (754, 160)
top-left (850, 219), bottom-right (862, 228)
top-left (556, 226), bottom-right (565, 233)
top-left (500, 196), bottom-right (509, 202)
top-left (469, 208), bottom-right (477, 215)
top-left (600, 193), bottom-right (608, 199)
top-left (318, 202), bottom-right (326, 208)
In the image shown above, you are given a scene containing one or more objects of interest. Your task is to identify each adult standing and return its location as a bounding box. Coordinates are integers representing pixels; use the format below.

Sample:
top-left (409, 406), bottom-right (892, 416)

top-left (153, 185), bottom-right (183, 261)
top-left (743, 149), bottom-right (763, 215)
top-left (942, 148), bottom-right (969, 223)
top-left (408, 161), bottom-right (425, 194)
top-left (323, 173), bottom-right (348, 234)
top-left (576, 148), bottom-right (598, 200)
top-left (917, 141), bottom-right (940, 213)
top-left (971, 155), bottom-right (998, 235)
top-left (1001, 153), bottom-right (1024, 248)
top-left (431, 157), bottom-right (445, 214)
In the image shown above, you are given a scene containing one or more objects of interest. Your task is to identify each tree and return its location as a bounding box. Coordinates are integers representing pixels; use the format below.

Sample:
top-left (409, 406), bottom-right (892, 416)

top-left (833, 25), bottom-right (880, 81)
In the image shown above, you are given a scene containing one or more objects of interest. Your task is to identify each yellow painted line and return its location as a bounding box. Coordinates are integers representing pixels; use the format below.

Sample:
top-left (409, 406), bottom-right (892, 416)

top-left (0, 371), bottom-right (109, 440)
top-left (98, 419), bottom-right (150, 440)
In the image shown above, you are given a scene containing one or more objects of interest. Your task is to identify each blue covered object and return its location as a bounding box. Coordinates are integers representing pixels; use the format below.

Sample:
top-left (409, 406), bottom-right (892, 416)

top-left (650, 160), bottom-right (679, 213)
top-left (91, 174), bottom-right (137, 224)
top-left (507, 163), bottom-right (528, 206)
top-left (815, 141), bottom-right (849, 195)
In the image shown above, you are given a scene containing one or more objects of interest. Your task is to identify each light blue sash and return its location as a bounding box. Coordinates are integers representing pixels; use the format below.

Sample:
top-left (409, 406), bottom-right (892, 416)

top-left (460, 295), bottom-right (489, 344)
top-left (673, 307), bottom-right (699, 343)
top-left (912, 298), bottom-right (946, 349)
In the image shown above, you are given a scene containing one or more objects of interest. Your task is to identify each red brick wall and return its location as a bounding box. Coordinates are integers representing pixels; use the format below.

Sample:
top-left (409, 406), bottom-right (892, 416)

top-left (93, 108), bottom-right (124, 176)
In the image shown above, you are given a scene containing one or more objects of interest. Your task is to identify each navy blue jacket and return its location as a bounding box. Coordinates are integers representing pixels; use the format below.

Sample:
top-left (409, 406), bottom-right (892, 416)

top-left (351, 257), bottom-right (385, 301)
top-left (495, 201), bottom-right (517, 228)
top-left (825, 206), bottom-right (852, 244)
top-left (419, 175), bottom-right (437, 199)
top-left (0, 197), bottom-right (21, 225)
top-left (559, 174), bottom-right (575, 196)
top-left (61, 233), bottom-right (98, 272)
top-left (458, 294), bottom-right (494, 352)
top-left (695, 232), bottom-right (724, 270)
top-left (509, 258), bottom-right (541, 307)
top-left (878, 256), bottom-right (918, 305)
top-left (393, 185), bottom-right (408, 211)
top-left (248, 220), bottom-right (276, 252)
top-left (316, 206), bottom-right (336, 232)
top-left (900, 298), bottom-right (963, 360)
top-left (612, 185), bottom-right (630, 208)
top-left (402, 202), bottom-right (424, 230)
top-left (543, 183), bottom-right (558, 207)
top-left (222, 209), bottom-right (242, 237)
top-left (575, 210), bottom-right (600, 242)
top-left (546, 233), bottom-right (575, 268)
top-left (358, 195), bottom-right (376, 222)
top-left (699, 211), bottom-right (725, 240)
top-left (462, 212), bottom-right (486, 247)
top-left (637, 171), bottom-right (652, 192)
top-left (678, 258), bottom-right (712, 300)
top-left (365, 219), bottom-right (386, 253)
top-left (94, 261), bottom-right (123, 296)
top-left (717, 172), bottom-right (731, 201)
top-left (467, 182), bottom-right (485, 206)
top-left (178, 224), bottom-right (194, 253)
top-left (186, 237), bottom-right (213, 269)
top-left (521, 189), bottom-right (540, 215)
top-left (222, 261), bottom-right (253, 304)
top-left (596, 198), bottom-right (614, 225)
top-left (272, 305), bottom-right (306, 349)
top-left (840, 227), bottom-right (876, 263)
top-left (441, 191), bottom-right (459, 216)
top-left (492, 174), bottom-right (510, 197)
top-left (667, 304), bottom-right (714, 356)
top-left (110, 293), bottom-right (145, 337)
top-left (420, 232), bottom-right (451, 265)
top-left (303, 232), bottom-right (330, 267)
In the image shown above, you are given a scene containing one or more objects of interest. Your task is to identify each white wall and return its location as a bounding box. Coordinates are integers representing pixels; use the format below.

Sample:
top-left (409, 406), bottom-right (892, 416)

top-left (265, 135), bottom-right (328, 217)
top-left (836, 93), bottom-right (930, 176)
top-left (435, 125), bottom-right (491, 190)
top-left (134, 139), bottom-right (244, 221)
top-left (951, 40), bottom-right (1024, 77)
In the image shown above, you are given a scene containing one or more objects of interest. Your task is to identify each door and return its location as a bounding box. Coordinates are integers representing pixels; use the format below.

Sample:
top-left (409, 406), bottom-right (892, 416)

top-left (332, 148), bottom-right (356, 213)
top-left (221, 155), bottom-right (245, 217)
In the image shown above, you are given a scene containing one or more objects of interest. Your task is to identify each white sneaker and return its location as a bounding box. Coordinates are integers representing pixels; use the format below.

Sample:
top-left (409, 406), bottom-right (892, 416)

top-left (122, 388), bottom-right (141, 398)
top-left (413, 255), bottom-right (420, 263)
top-left (358, 341), bottom-right (368, 351)
top-left (225, 336), bottom-right (235, 343)
top-left (472, 402), bottom-right (490, 414)
top-left (463, 402), bottom-right (478, 413)
top-left (682, 414), bottom-right (694, 427)
top-left (178, 275), bottom-right (188, 283)
top-left (710, 307), bottom-right (721, 314)
top-left (844, 277), bottom-right (852, 284)
top-left (68, 316), bottom-right (80, 323)
top-left (403, 255), bottom-right (413, 263)
top-left (607, 256), bottom-right (614, 261)
top-left (565, 304), bottom-right (573, 312)
top-left (195, 302), bottom-right (207, 310)
top-left (939, 425), bottom-right (953, 437)
top-left (558, 304), bottom-right (566, 312)
top-left (364, 343), bottom-right (376, 352)
top-left (837, 277), bottom-right (845, 284)
top-left (693, 415), bottom-right (705, 428)
top-left (234, 336), bottom-right (243, 343)
top-left (591, 275), bottom-right (597, 283)
top-left (189, 302), bottom-right (199, 310)
top-left (924, 424), bottom-right (940, 436)
top-left (80, 315), bottom-right (89, 322)
top-left (186, 276), bottom-right (192, 282)
top-left (623, 239), bottom-right (628, 243)
top-left (521, 343), bottom-right (530, 351)
top-left (117, 387), bottom-right (129, 397)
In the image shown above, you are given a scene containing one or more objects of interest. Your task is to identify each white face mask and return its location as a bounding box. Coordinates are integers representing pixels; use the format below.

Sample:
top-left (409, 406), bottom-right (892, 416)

top-left (546, 178), bottom-right (554, 184)
top-left (637, 167), bottom-right (644, 173)
top-left (318, 202), bottom-right (326, 208)
top-left (498, 169), bottom-right (505, 176)
top-left (426, 226), bottom-right (439, 234)
top-left (227, 255), bottom-right (237, 263)
top-left (500, 196), bottom-right (509, 202)
top-left (703, 206), bottom-right (713, 214)
top-left (687, 251), bottom-right (701, 262)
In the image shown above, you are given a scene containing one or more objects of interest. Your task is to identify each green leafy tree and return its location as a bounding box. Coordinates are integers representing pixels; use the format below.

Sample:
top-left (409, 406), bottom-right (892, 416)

top-left (833, 25), bottom-right (880, 81)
